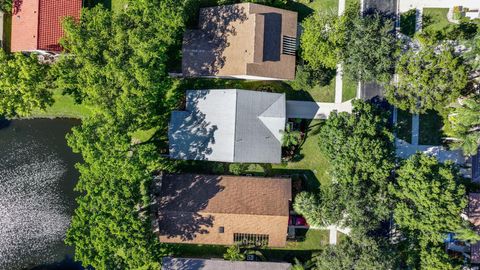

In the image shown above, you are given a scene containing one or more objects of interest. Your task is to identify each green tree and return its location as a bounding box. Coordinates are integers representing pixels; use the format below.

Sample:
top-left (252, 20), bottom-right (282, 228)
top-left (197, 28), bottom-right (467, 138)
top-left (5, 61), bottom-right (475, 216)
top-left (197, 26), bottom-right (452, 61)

top-left (0, 50), bottom-right (53, 117)
top-left (342, 10), bottom-right (397, 83)
top-left (444, 98), bottom-right (480, 155)
top-left (281, 125), bottom-right (302, 147)
top-left (223, 245), bottom-right (245, 261)
top-left (311, 237), bottom-right (394, 270)
top-left (386, 44), bottom-right (468, 113)
top-left (390, 153), bottom-right (478, 269)
top-left (301, 12), bottom-right (344, 70)
top-left (315, 100), bottom-right (395, 232)
top-left (0, 0), bottom-right (11, 13)
top-left (59, 1), bottom-right (185, 269)
top-left (229, 163), bottom-right (250, 175)
top-left (293, 186), bottom-right (344, 228)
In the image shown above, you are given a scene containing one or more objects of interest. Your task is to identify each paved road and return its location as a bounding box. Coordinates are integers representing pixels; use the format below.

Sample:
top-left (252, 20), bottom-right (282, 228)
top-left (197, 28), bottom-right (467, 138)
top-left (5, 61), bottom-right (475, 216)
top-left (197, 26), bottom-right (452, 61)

top-left (395, 138), bottom-right (466, 165)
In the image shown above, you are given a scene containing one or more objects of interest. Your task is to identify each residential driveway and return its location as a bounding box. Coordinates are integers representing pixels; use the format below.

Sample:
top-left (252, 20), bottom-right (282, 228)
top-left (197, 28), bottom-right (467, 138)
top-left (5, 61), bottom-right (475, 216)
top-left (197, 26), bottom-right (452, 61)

top-left (360, 82), bottom-right (385, 101)
top-left (363, 0), bottom-right (397, 15)
top-left (286, 100), bottom-right (352, 119)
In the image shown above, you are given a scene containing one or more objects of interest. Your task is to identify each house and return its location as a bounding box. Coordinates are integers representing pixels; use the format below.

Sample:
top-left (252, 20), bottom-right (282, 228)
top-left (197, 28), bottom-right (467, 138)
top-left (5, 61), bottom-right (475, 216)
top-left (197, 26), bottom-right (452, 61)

top-left (162, 257), bottom-right (292, 270)
top-left (11, 0), bottom-right (82, 52)
top-left (469, 193), bottom-right (480, 264)
top-left (168, 89), bottom-right (286, 163)
top-left (182, 3), bottom-right (298, 80)
top-left (155, 174), bottom-right (291, 247)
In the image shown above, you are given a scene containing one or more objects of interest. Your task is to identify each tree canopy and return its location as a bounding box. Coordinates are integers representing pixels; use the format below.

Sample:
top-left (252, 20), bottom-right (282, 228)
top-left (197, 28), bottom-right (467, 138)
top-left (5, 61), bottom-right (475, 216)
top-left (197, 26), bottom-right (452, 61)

top-left (58, 1), bottom-right (185, 268)
top-left (342, 11), bottom-right (397, 83)
top-left (300, 4), bottom-right (397, 83)
top-left (444, 97), bottom-right (480, 155)
top-left (294, 100), bottom-right (395, 233)
top-left (389, 153), bottom-right (478, 269)
top-left (0, 50), bottom-right (53, 117)
top-left (385, 43), bottom-right (468, 113)
top-left (300, 12), bottom-right (344, 70)
top-left (310, 237), bottom-right (394, 270)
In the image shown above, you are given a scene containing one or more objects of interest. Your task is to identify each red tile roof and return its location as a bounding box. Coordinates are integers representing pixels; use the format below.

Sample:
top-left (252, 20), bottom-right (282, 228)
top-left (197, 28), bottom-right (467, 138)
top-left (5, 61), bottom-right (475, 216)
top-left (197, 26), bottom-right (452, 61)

top-left (11, 0), bottom-right (82, 52)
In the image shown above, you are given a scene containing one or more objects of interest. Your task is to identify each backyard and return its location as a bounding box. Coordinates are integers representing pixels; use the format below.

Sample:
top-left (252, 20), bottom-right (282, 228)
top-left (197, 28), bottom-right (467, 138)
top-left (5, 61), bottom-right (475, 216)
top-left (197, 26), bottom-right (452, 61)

top-left (169, 229), bottom-right (333, 263)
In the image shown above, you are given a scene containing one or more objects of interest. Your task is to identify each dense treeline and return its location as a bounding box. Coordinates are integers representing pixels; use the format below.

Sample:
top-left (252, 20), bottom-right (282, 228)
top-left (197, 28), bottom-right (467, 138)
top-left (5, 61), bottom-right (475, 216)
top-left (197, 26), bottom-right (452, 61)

top-left (295, 100), bottom-right (480, 269)
top-left (55, 1), bottom-right (185, 268)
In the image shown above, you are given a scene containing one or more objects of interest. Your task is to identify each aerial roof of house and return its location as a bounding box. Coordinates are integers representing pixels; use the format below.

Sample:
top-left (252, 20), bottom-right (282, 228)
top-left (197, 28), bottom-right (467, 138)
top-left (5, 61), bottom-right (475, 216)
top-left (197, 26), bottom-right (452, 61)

top-left (168, 89), bottom-right (286, 163)
top-left (469, 193), bottom-right (480, 264)
top-left (162, 257), bottom-right (292, 270)
top-left (156, 174), bottom-right (291, 247)
top-left (182, 3), bottom-right (298, 80)
top-left (11, 0), bottom-right (82, 52)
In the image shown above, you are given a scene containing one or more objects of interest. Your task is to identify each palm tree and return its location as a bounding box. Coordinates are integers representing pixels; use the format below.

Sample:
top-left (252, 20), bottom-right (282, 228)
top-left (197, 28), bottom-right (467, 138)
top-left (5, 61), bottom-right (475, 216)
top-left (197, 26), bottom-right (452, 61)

top-left (445, 98), bottom-right (480, 155)
top-left (281, 125), bottom-right (302, 148)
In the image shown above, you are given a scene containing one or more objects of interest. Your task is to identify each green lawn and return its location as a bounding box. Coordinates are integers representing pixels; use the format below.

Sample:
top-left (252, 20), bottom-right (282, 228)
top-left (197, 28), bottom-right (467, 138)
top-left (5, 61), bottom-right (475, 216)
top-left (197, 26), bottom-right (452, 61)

top-left (400, 9), bottom-right (417, 37)
top-left (272, 120), bottom-right (331, 189)
top-left (29, 90), bottom-right (92, 119)
top-left (419, 110), bottom-right (444, 145)
top-left (302, 0), bottom-right (338, 14)
top-left (396, 109), bottom-right (412, 143)
top-left (422, 8), bottom-right (455, 33)
top-left (285, 229), bottom-right (329, 250)
top-left (342, 74), bottom-right (357, 102)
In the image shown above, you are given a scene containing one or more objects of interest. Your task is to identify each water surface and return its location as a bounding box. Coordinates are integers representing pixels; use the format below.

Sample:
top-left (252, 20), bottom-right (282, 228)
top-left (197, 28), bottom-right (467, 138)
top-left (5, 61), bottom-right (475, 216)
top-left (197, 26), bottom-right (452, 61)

top-left (0, 119), bottom-right (82, 270)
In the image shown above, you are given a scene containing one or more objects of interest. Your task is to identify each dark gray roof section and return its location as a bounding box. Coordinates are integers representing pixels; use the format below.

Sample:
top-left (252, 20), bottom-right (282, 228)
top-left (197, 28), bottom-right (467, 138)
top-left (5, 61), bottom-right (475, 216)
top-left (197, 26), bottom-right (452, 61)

top-left (162, 257), bottom-right (292, 270)
top-left (168, 89), bottom-right (285, 163)
top-left (234, 90), bottom-right (285, 163)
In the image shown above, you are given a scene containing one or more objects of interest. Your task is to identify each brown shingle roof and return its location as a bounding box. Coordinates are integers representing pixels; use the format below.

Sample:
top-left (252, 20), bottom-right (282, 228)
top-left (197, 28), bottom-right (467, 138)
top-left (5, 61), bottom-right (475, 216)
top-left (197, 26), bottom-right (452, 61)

top-left (156, 174), bottom-right (291, 247)
top-left (182, 3), bottom-right (297, 80)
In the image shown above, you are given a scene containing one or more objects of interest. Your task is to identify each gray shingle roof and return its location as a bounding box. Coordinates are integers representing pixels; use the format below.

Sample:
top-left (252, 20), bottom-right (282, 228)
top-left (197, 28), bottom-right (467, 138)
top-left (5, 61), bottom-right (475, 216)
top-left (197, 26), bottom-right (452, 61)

top-left (169, 89), bottom-right (285, 163)
top-left (162, 257), bottom-right (292, 270)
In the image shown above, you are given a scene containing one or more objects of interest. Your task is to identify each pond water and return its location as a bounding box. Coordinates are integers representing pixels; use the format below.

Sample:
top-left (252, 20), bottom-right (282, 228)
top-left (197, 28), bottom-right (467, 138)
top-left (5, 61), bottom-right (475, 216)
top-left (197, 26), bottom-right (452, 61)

top-left (0, 119), bottom-right (83, 270)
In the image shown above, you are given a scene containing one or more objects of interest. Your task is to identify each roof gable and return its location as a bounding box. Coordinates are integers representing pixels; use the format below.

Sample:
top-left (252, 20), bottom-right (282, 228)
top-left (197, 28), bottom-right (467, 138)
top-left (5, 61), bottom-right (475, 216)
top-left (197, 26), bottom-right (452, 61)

top-left (168, 89), bottom-right (286, 163)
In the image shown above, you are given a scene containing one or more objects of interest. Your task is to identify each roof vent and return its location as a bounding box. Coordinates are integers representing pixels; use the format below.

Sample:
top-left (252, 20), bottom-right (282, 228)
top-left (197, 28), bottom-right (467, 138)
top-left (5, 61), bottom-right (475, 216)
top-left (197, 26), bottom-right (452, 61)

top-left (282, 36), bottom-right (297, 56)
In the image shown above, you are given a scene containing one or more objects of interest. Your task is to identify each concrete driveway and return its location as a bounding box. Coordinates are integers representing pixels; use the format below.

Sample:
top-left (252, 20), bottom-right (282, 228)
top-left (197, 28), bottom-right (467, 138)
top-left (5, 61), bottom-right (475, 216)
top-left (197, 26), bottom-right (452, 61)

top-left (286, 100), bottom-right (353, 119)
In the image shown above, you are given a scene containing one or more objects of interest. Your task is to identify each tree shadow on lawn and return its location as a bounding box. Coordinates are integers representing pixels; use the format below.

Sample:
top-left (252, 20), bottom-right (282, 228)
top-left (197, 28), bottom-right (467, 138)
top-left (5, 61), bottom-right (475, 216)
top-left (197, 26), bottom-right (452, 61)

top-left (174, 78), bottom-right (318, 102)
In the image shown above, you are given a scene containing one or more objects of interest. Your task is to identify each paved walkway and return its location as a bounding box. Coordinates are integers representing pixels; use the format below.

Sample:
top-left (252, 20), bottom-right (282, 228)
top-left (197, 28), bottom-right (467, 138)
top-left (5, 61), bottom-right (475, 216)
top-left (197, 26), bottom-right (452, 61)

top-left (335, 64), bottom-right (343, 104)
top-left (411, 114), bottom-right (419, 145)
top-left (329, 228), bottom-right (337, 244)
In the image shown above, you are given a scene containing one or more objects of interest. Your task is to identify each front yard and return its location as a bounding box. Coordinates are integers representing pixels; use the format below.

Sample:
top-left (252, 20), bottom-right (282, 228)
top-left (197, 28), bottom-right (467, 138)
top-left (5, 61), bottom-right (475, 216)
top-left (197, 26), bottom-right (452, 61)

top-left (422, 8), bottom-right (455, 33)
